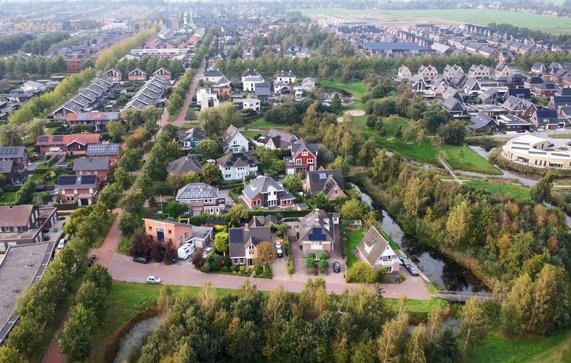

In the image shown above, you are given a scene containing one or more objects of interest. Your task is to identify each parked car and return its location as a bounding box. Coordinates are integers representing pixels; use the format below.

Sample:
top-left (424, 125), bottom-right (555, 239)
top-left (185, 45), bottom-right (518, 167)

top-left (88, 255), bottom-right (96, 267)
top-left (146, 275), bottom-right (162, 284)
top-left (275, 242), bottom-right (283, 258)
top-left (408, 266), bottom-right (419, 276)
top-left (133, 256), bottom-right (148, 264)
top-left (57, 238), bottom-right (66, 249)
top-left (398, 257), bottom-right (404, 265)
top-left (332, 261), bottom-right (341, 273)
top-left (42, 227), bottom-right (50, 233)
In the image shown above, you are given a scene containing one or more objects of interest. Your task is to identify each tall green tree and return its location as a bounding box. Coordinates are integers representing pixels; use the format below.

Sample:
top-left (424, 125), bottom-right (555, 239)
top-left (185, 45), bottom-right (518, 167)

top-left (58, 303), bottom-right (95, 362)
top-left (458, 296), bottom-right (489, 352)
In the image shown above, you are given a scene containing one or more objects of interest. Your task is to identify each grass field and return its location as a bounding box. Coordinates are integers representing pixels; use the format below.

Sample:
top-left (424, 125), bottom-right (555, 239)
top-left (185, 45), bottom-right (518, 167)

top-left (346, 230), bottom-right (364, 267)
top-left (319, 79), bottom-right (367, 100)
top-left (0, 191), bottom-right (18, 205)
top-left (548, 133), bottom-right (571, 139)
top-left (247, 119), bottom-right (288, 129)
top-left (94, 213), bottom-right (117, 248)
top-left (441, 145), bottom-right (502, 175)
top-left (299, 8), bottom-right (571, 35)
top-left (464, 180), bottom-right (531, 201)
top-left (468, 328), bottom-right (571, 363)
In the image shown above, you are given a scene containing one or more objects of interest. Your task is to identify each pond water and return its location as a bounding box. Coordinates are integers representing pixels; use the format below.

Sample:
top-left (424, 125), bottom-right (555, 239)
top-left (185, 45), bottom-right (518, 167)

top-left (350, 183), bottom-right (487, 292)
top-left (113, 316), bottom-right (164, 363)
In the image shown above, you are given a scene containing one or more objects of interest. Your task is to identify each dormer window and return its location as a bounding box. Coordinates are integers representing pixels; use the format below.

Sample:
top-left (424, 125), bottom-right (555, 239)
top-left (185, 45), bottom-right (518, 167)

top-left (302, 151), bottom-right (308, 156)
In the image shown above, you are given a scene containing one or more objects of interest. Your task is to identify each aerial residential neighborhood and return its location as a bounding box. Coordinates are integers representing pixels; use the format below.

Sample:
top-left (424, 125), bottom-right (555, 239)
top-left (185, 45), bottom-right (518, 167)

top-left (1, 1), bottom-right (571, 362)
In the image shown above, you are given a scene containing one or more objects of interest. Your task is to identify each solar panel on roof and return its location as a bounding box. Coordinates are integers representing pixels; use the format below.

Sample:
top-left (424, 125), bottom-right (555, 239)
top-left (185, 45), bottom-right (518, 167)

top-left (80, 175), bottom-right (97, 184)
top-left (308, 227), bottom-right (327, 241)
top-left (38, 136), bottom-right (49, 142)
top-left (53, 135), bottom-right (63, 142)
top-left (58, 175), bottom-right (78, 185)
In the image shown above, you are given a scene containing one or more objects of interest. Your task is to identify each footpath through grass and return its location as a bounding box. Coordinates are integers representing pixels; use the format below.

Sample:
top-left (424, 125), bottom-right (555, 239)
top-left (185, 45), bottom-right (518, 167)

top-left (464, 180), bottom-right (531, 201)
top-left (468, 328), bottom-right (571, 363)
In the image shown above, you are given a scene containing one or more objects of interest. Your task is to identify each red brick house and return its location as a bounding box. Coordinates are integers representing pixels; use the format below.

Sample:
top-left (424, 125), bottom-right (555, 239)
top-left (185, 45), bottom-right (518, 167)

top-left (153, 67), bottom-right (171, 81)
top-left (36, 134), bottom-right (100, 156)
top-left (72, 157), bottom-right (110, 180)
top-left (128, 68), bottom-right (147, 81)
top-left (55, 175), bottom-right (100, 206)
top-left (66, 112), bottom-right (120, 132)
top-left (284, 139), bottom-right (318, 175)
top-left (65, 58), bottom-right (82, 73)
top-left (242, 176), bottom-right (296, 209)
top-left (86, 143), bottom-right (121, 162)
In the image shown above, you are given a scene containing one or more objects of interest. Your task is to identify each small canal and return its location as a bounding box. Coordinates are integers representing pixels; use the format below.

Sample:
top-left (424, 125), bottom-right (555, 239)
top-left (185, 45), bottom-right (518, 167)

top-left (351, 183), bottom-right (487, 292)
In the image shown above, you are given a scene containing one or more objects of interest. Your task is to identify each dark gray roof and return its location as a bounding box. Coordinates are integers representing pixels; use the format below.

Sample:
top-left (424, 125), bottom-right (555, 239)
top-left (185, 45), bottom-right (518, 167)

top-left (242, 69), bottom-right (260, 78)
top-left (442, 97), bottom-right (465, 112)
top-left (0, 160), bottom-right (14, 174)
top-left (258, 129), bottom-right (298, 149)
top-left (203, 69), bottom-right (224, 78)
top-left (228, 226), bottom-right (271, 258)
top-left (0, 146), bottom-right (26, 159)
top-left (167, 155), bottom-right (202, 175)
top-left (470, 113), bottom-right (495, 130)
top-left (243, 176), bottom-right (285, 200)
top-left (249, 215), bottom-right (278, 227)
top-left (291, 139), bottom-right (317, 158)
top-left (298, 209), bottom-right (335, 243)
top-left (222, 124), bottom-right (241, 145)
top-left (176, 183), bottom-right (218, 200)
top-left (255, 82), bottom-right (271, 97)
top-left (216, 152), bottom-right (258, 168)
top-left (72, 157), bottom-right (110, 172)
top-left (356, 226), bottom-right (392, 266)
top-left (306, 169), bottom-right (344, 194)
top-left (507, 88), bottom-right (531, 99)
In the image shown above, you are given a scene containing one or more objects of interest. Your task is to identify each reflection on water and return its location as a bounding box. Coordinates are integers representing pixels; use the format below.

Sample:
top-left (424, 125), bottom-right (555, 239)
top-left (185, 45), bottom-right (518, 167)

top-left (114, 316), bottom-right (164, 363)
top-left (350, 183), bottom-right (487, 292)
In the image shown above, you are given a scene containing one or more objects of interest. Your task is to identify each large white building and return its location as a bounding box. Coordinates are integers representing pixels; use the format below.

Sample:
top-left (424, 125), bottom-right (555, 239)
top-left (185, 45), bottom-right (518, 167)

top-left (502, 135), bottom-right (571, 169)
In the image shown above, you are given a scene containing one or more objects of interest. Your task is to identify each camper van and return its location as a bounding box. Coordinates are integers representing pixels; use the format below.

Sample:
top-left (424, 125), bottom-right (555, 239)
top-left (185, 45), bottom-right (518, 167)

top-left (177, 242), bottom-right (195, 259)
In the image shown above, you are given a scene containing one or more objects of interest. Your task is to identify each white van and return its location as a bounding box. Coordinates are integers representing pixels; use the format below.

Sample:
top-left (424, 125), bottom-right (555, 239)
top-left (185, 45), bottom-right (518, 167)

top-left (177, 242), bottom-right (195, 259)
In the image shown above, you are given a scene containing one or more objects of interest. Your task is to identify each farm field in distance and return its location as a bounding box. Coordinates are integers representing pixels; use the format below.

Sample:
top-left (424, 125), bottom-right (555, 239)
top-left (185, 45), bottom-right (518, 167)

top-left (298, 8), bottom-right (571, 35)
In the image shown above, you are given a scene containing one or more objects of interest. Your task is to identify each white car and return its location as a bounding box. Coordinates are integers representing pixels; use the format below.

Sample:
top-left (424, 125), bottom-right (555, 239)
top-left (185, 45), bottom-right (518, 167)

top-left (146, 276), bottom-right (162, 284)
top-left (57, 238), bottom-right (66, 249)
top-left (275, 241), bottom-right (284, 258)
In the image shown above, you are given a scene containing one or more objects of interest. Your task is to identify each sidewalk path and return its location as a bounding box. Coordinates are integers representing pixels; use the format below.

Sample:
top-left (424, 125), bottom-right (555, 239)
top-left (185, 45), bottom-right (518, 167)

top-left (173, 58), bottom-right (207, 127)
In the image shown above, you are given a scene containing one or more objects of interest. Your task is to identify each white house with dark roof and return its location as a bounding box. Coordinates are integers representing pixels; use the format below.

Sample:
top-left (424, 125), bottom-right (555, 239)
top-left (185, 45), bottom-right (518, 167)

top-left (468, 64), bottom-right (490, 79)
top-left (242, 175), bottom-right (296, 209)
top-left (397, 65), bottom-right (412, 82)
top-left (216, 152), bottom-right (258, 181)
top-left (276, 70), bottom-right (297, 84)
top-left (417, 65), bottom-right (438, 81)
top-left (175, 182), bottom-right (226, 215)
top-left (255, 129), bottom-right (298, 150)
top-left (202, 69), bottom-right (226, 84)
top-left (243, 75), bottom-right (265, 92)
top-left (178, 127), bottom-right (205, 150)
top-left (221, 124), bottom-right (249, 153)
top-left (443, 64), bottom-right (464, 80)
top-left (356, 226), bottom-right (399, 272)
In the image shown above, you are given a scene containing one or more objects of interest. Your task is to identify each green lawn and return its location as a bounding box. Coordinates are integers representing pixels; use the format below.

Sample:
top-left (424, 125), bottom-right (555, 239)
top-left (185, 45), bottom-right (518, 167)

top-left (386, 297), bottom-right (447, 313)
top-left (44, 127), bottom-right (59, 135)
top-left (248, 119), bottom-right (289, 129)
top-left (117, 235), bottom-right (132, 255)
top-left (0, 191), bottom-right (18, 205)
top-left (468, 328), bottom-right (571, 363)
top-left (441, 145), bottom-right (501, 175)
top-left (319, 79), bottom-right (367, 101)
top-left (353, 115), bottom-right (440, 164)
top-left (464, 180), bottom-right (531, 201)
top-left (299, 8), bottom-right (571, 35)
top-left (346, 230), bottom-right (364, 267)
top-left (548, 133), bottom-right (571, 139)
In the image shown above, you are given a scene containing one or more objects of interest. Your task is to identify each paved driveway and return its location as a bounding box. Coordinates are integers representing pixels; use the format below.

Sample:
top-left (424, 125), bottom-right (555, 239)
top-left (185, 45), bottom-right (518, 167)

top-left (272, 256), bottom-right (289, 280)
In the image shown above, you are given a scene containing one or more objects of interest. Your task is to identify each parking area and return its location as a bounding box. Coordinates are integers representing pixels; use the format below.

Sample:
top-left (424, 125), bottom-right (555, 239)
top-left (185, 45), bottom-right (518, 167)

top-left (43, 215), bottom-right (69, 243)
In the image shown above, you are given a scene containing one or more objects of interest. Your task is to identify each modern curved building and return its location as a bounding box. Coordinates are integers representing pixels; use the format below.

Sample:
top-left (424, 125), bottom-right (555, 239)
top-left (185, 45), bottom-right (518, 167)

top-left (502, 135), bottom-right (571, 169)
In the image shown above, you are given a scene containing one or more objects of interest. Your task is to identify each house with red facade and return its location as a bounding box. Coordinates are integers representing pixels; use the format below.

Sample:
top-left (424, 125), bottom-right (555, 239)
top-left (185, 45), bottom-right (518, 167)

top-left (36, 134), bottom-right (100, 156)
top-left (242, 176), bottom-right (296, 209)
top-left (284, 138), bottom-right (318, 175)
top-left (55, 175), bottom-right (100, 206)
top-left (72, 157), bottom-right (110, 180)
top-left (66, 112), bottom-right (120, 132)
top-left (102, 68), bottom-right (122, 82)
top-left (153, 67), bottom-right (172, 81)
top-left (128, 68), bottom-right (147, 81)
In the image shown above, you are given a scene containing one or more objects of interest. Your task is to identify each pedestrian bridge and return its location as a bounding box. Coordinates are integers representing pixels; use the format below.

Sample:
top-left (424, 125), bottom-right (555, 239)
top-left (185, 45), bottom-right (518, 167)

top-left (436, 290), bottom-right (495, 303)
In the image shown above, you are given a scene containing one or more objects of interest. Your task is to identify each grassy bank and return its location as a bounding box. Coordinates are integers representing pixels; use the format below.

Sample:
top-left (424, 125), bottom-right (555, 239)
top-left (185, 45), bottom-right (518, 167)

top-left (468, 328), bottom-right (571, 363)
top-left (441, 144), bottom-right (501, 175)
top-left (463, 180), bottom-right (531, 201)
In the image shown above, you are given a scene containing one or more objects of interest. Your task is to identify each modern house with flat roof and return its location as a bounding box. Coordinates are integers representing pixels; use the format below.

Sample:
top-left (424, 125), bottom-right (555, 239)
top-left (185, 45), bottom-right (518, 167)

top-left (502, 135), bottom-right (571, 169)
top-left (0, 205), bottom-right (58, 251)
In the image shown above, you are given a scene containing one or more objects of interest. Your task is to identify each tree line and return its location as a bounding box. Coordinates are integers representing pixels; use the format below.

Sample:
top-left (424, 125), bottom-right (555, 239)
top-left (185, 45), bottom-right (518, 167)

top-left (136, 280), bottom-right (491, 363)
top-left (21, 32), bottom-right (70, 55)
top-left (166, 28), bottom-right (216, 116)
top-left (8, 67), bottom-right (96, 126)
top-left (0, 34), bottom-right (34, 55)
top-left (0, 55), bottom-right (67, 79)
top-left (95, 24), bottom-right (161, 72)
top-left (216, 52), bottom-right (496, 81)
top-left (0, 203), bottom-right (114, 362)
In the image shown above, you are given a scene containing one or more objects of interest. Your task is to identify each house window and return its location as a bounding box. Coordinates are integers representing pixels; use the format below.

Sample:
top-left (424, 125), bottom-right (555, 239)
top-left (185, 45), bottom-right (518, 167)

top-left (295, 159), bottom-right (301, 165)
top-left (148, 226), bottom-right (153, 231)
top-left (302, 151), bottom-right (308, 156)
top-left (311, 241), bottom-right (323, 246)
top-left (307, 159), bottom-right (313, 164)
top-left (168, 230), bottom-right (172, 235)
top-left (240, 258), bottom-right (244, 264)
